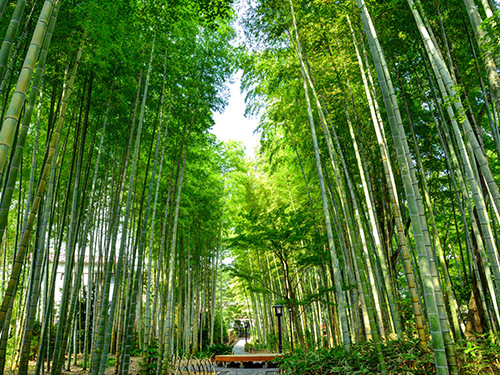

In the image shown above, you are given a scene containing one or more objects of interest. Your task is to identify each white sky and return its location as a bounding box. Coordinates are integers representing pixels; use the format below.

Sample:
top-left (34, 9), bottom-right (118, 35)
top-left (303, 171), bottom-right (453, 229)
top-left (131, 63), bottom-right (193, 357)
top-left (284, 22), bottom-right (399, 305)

top-left (211, 71), bottom-right (260, 159)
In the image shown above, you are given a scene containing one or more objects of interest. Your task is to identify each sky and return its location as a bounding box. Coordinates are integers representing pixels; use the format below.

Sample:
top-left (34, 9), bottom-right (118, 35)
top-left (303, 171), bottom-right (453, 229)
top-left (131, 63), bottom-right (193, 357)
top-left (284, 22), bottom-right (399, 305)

top-left (211, 71), bottom-right (260, 159)
top-left (210, 1), bottom-right (260, 159)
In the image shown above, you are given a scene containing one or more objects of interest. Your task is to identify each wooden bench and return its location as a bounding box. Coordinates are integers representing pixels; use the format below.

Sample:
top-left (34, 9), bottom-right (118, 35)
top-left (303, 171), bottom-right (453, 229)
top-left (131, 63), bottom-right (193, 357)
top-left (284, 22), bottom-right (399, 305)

top-left (214, 353), bottom-right (283, 368)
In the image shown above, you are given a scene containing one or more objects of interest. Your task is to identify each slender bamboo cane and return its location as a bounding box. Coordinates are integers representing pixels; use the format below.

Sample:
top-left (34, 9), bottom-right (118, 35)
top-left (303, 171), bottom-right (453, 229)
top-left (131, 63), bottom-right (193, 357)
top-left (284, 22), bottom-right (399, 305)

top-left (0, 37), bottom-right (83, 330)
top-left (144, 53), bottom-right (169, 352)
top-left (0, 0), bottom-right (59, 247)
top-left (463, 0), bottom-right (500, 126)
top-left (17, 201), bottom-right (44, 375)
top-left (413, 3), bottom-right (500, 325)
top-left (287, 0), bottom-right (352, 352)
top-left (91, 71), bottom-right (142, 375)
top-left (357, 1), bottom-right (451, 373)
top-left (97, 62), bottom-right (150, 373)
top-left (0, 0), bottom-right (8, 20)
top-left (0, 0), bottom-right (26, 83)
top-left (0, 0), bottom-right (54, 179)
top-left (49, 78), bottom-right (87, 375)
top-left (33, 123), bottom-right (68, 375)
top-left (164, 136), bottom-right (191, 362)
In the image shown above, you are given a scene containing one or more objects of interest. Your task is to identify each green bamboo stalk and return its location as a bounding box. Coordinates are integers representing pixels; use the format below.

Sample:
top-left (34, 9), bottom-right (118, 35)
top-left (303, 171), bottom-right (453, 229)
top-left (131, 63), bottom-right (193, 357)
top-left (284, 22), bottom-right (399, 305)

top-left (416, 1), bottom-right (500, 229)
top-left (287, 0), bottom-right (352, 351)
top-left (463, 0), bottom-right (500, 127)
top-left (49, 73), bottom-right (89, 375)
top-left (323, 153), bottom-right (362, 343)
top-left (465, 22), bottom-right (500, 159)
top-left (156, 166), bottom-right (175, 373)
top-left (118, 42), bottom-right (156, 374)
top-left (364, 10), bottom-right (453, 364)
top-left (0, 0), bottom-right (8, 20)
top-left (0, 0), bottom-right (54, 180)
top-left (33, 122), bottom-right (67, 375)
top-left (358, 1), bottom-right (450, 373)
top-left (18, 189), bottom-right (46, 374)
top-left (434, 75), bottom-right (500, 328)
top-left (0, 36), bottom-right (83, 330)
top-left (335, 19), bottom-right (402, 340)
top-left (0, 0), bottom-right (26, 82)
top-left (144, 50), bottom-right (169, 354)
top-left (209, 236), bottom-right (219, 346)
top-left (90, 71), bottom-right (142, 375)
top-left (157, 164), bottom-right (176, 371)
top-left (395, 66), bottom-right (463, 340)
top-left (119, 226), bottom-right (141, 374)
top-left (83, 214), bottom-right (97, 370)
top-left (117, 178), bottom-right (143, 371)
top-left (81, 95), bottom-right (112, 372)
top-left (96, 64), bottom-right (150, 373)
top-left (164, 144), bottom-right (189, 359)
top-left (301, 34), bottom-right (388, 342)
top-left (51, 75), bottom-right (96, 375)
top-left (0, 0), bottom-right (58, 247)
top-left (0, 0), bottom-right (37, 98)
top-left (414, 2), bottom-right (500, 325)
top-left (350, 20), bottom-right (427, 343)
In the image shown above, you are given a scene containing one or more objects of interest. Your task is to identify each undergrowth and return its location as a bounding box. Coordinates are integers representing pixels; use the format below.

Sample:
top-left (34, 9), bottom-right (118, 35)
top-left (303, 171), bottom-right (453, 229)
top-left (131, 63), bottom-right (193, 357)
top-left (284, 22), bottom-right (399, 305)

top-left (275, 336), bottom-right (500, 374)
top-left (202, 343), bottom-right (233, 359)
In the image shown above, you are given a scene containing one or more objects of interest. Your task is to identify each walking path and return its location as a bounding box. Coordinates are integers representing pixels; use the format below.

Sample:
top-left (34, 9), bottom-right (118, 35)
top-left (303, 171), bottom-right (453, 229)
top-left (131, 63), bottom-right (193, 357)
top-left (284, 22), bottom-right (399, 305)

top-left (212, 337), bottom-right (280, 374)
top-left (232, 338), bottom-right (248, 354)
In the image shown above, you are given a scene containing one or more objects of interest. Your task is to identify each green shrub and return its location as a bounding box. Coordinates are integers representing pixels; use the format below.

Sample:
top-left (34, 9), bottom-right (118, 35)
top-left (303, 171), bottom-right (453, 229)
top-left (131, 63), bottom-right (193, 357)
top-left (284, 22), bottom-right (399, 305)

top-left (244, 339), bottom-right (267, 353)
top-left (203, 343), bottom-right (233, 359)
top-left (275, 336), bottom-right (500, 374)
top-left (456, 334), bottom-right (500, 375)
top-left (140, 339), bottom-right (159, 374)
top-left (275, 339), bottom-right (434, 374)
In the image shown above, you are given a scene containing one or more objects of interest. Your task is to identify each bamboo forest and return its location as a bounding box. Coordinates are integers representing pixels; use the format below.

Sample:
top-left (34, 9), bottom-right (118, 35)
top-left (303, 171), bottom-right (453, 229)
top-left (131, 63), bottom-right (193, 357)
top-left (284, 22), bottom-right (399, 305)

top-left (3, 0), bottom-right (500, 374)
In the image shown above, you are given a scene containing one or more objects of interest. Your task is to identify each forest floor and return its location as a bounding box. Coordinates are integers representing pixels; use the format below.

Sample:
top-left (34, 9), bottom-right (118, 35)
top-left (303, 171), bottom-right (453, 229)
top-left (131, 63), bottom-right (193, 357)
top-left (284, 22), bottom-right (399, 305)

top-left (14, 355), bottom-right (142, 374)
top-left (58, 355), bottom-right (142, 374)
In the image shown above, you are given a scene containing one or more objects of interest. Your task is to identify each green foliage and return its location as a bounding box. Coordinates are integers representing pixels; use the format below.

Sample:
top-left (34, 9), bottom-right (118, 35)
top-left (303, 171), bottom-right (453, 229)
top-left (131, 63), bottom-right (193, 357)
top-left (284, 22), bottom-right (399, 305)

top-left (275, 337), bottom-right (500, 374)
top-left (244, 338), bottom-right (268, 353)
top-left (29, 319), bottom-right (42, 360)
top-left (479, 10), bottom-right (500, 56)
top-left (456, 334), bottom-right (500, 375)
top-left (131, 331), bottom-right (141, 357)
top-left (140, 339), bottom-right (160, 374)
top-left (107, 356), bottom-right (115, 368)
top-left (202, 343), bottom-right (233, 359)
top-left (3, 0), bottom-right (500, 373)
top-left (198, 309), bottom-right (230, 350)
top-left (275, 339), bottom-right (435, 375)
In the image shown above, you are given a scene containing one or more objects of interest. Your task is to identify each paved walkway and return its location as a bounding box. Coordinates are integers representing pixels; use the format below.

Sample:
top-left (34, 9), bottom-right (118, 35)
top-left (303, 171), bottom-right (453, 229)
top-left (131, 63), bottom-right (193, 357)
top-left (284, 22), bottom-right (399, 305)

top-left (232, 338), bottom-right (248, 354)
